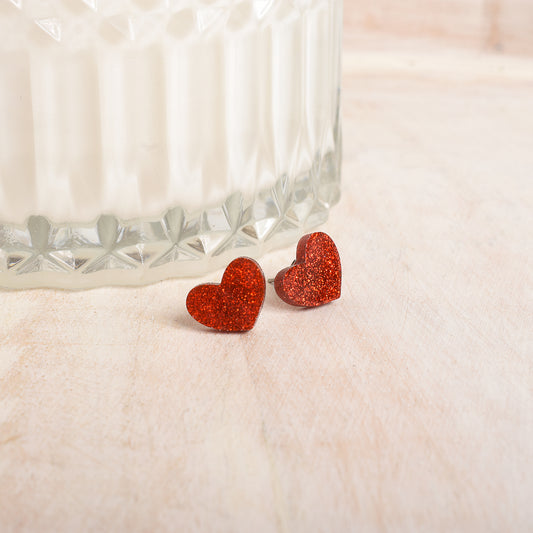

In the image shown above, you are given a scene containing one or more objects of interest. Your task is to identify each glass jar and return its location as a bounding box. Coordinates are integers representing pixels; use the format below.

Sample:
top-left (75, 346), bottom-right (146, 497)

top-left (0, 0), bottom-right (342, 288)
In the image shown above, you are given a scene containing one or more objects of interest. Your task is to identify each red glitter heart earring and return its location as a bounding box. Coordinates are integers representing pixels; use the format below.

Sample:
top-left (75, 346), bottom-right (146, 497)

top-left (186, 257), bottom-right (266, 332)
top-left (272, 232), bottom-right (342, 307)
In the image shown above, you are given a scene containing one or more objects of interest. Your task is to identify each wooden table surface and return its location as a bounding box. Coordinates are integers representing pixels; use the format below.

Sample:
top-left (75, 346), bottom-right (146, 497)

top-left (1, 9), bottom-right (533, 533)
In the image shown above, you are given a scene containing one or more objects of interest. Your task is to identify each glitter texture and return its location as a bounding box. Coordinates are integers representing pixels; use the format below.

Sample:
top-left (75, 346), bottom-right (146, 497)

top-left (274, 232), bottom-right (341, 307)
top-left (186, 257), bottom-right (265, 332)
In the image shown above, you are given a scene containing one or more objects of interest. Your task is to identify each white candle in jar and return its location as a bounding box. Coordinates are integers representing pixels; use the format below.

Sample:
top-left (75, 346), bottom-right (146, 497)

top-left (0, 0), bottom-right (342, 288)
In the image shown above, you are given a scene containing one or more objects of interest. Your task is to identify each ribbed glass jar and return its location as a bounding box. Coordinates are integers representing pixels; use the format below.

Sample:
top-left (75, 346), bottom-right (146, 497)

top-left (0, 0), bottom-right (342, 288)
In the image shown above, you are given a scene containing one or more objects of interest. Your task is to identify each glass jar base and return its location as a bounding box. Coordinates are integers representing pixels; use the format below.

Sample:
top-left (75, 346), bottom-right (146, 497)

top-left (0, 150), bottom-right (340, 289)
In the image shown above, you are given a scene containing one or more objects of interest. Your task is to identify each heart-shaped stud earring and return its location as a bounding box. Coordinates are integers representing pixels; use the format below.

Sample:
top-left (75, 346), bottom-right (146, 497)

top-left (186, 257), bottom-right (266, 332)
top-left (273, 232), bottom-right (341, 307)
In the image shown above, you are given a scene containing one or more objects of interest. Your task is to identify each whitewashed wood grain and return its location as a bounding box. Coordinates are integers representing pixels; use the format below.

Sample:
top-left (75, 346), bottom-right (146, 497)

top-left (1, 9), bottom-right (533, 533)
top-left (346, 0), bottom-right (533, 54)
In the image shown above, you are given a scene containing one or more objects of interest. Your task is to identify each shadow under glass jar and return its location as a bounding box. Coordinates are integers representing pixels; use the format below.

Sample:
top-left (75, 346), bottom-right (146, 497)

top-left (0, 0), bottom-right (342, 288)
